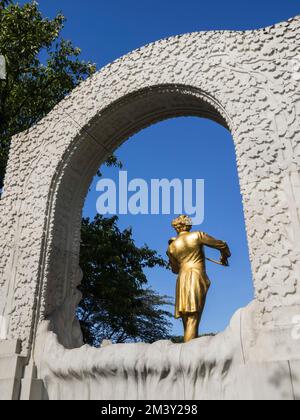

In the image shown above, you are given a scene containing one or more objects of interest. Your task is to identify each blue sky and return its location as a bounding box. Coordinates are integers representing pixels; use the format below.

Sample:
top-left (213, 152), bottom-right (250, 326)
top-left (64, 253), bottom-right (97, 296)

top-left (26, 1), bottom-right (299, 336)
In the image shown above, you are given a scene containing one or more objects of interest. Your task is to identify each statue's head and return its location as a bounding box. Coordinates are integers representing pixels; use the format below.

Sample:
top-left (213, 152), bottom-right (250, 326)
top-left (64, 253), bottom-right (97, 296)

top-left (172, 215), bottom-right (193, 234)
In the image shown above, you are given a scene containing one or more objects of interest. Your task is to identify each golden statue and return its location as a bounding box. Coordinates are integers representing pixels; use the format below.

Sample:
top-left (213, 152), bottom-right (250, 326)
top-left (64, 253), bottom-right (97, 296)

top-left (167, 215), bottom-right (231, 343)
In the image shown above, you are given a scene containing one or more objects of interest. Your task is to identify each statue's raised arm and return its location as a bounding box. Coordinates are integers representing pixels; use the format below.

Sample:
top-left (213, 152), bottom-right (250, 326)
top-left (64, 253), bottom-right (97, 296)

top-left (198, 231), bottom-right (231, 267)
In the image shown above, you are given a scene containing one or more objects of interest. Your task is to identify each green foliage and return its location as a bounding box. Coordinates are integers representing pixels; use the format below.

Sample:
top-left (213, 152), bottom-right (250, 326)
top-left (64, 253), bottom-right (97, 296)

top-left (79, 215), bottom-right (173, 345)
top-left (0, 1), bottom-right (12, 8)
top-left (0, 0), bottom-right (97, 189)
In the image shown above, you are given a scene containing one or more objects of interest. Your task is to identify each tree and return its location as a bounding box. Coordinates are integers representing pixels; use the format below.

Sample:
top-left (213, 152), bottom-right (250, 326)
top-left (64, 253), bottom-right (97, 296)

top-left (0, 1), bottom-right (173, 345)
top-left (0, 0), bottom-right (122, 189)
top-left (78, 215), bottom-right (173, 345)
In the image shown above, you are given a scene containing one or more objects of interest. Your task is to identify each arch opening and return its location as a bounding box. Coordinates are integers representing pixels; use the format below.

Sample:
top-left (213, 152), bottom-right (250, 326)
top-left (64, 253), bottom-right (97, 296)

top-left (39, 84), bottom-right (252, 349)
top-left (80, 115), bottom-right (254, 345)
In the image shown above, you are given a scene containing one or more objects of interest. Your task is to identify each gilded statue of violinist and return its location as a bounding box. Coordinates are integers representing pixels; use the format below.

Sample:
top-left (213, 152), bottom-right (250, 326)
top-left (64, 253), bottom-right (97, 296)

top-left (167, 215), bottom-right (231, 343)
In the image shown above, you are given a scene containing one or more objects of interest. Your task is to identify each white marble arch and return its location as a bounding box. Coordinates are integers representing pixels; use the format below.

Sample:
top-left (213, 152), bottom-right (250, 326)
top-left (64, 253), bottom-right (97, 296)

top-left (0, 17), bottom-right (300, 400)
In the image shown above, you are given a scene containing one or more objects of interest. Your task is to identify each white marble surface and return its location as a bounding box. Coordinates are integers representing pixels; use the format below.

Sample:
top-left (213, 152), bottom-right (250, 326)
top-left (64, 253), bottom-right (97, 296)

top-left (33, 302), bottom-right (300, 400)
